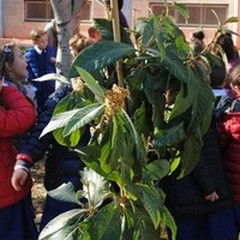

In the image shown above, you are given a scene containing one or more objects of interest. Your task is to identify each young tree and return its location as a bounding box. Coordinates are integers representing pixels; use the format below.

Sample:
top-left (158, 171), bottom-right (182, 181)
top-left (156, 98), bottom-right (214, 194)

top-left (38, 1), bottom-right (239, 239)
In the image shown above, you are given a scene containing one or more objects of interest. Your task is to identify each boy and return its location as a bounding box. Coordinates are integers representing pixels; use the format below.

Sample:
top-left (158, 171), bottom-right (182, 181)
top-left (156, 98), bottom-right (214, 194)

top-left (24, 27), bottom-right (56, 112)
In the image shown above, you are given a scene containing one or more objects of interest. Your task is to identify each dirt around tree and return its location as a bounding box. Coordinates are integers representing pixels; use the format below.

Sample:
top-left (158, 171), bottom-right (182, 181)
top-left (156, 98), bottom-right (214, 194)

top-left (31, 159), bottom-right (46, 228)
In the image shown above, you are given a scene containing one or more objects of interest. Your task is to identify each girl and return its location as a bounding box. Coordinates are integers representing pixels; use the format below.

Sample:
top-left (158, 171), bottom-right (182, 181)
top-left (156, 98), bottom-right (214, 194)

top-left (216, 64), bottom-right (240, 234)
top-left (0, 43), bottom-right (37, 240)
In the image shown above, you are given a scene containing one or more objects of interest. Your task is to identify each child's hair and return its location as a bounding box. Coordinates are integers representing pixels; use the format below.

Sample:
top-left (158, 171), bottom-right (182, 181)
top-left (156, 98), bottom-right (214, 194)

top-left (192, 30), bottom-right (205, 41)
top-left (209, 56), bottom-right (227, 88)
top-left (216, 33), bottom-right (239, 61)
top-left (0, 43), bottom-right (15, 77)
top-left (30, 27), bottom-right (47, 42)
top-left (228, 64), bottom-right (240, 87)
top-left (88, 26), bottom-right (101, 41)
top-left (69, 34), bottom-right (94, 57)
top-left (190, 30), bottom-right (205, 54)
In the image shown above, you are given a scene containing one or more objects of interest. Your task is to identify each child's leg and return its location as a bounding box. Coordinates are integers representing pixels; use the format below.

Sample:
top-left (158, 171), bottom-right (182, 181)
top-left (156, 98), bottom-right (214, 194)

top-left (208, 208), bottom-right (237, 240)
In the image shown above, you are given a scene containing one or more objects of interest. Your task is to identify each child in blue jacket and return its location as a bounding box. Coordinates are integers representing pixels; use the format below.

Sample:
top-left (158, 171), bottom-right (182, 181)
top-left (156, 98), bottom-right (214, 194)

top-left (24, 27), bottom-right (56, 112)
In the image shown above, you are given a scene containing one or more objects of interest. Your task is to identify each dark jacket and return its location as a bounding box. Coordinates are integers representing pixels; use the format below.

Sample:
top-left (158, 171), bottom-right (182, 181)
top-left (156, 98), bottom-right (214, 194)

top-left (162, 124), bottom-right (234, 217)
top-left (17, 84), bottom-right (90, 191)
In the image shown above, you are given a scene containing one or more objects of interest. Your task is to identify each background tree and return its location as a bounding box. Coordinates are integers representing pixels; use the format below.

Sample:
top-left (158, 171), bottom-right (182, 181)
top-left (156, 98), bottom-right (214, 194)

top-left (50, 0), bottom-right (84, 76)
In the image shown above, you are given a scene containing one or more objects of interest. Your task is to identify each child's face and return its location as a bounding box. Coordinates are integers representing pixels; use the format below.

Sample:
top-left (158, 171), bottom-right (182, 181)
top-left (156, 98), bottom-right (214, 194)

top-left (35, 34), bottom-right (48, 50)
top-left (7, 46), bottom-right (28, 81)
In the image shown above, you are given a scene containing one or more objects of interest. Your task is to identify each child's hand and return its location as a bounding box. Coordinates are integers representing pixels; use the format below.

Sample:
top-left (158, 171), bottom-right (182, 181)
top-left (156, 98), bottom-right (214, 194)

top-left (11, 169), bottom-right (29, 191)
top-left (205, 191), bottom-right (219, 202)
top-left (50, 57), bottom-right (56, 63)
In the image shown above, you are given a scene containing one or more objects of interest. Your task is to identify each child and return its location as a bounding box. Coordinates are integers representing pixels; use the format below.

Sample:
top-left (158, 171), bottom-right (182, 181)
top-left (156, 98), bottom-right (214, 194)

top-left (88, 26), bottom-right (102, 42)
top-left (161, 57), bottom-right (237, 240)
top-left (0, 43), bottom-right (37, 240)
top-left (216, 63), bottom-right (240, 233)
top-left (24, 27), bottom-right (56, 112)
top-left (12, 35), bottom-right (94, 232)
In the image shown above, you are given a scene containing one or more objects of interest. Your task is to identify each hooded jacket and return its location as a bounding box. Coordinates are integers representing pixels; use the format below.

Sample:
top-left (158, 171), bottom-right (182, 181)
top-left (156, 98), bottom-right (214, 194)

top-left (0, 86), bottom-right (36, 208)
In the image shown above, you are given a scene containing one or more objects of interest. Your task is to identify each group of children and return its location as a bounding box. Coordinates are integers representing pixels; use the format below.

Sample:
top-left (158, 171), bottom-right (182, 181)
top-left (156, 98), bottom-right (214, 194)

top-left (0, 25), bottom-right (94, 239)
top-left (163, 31), bottom-right (240, 240)
top-left (1, 23), bottom-right (240, 240)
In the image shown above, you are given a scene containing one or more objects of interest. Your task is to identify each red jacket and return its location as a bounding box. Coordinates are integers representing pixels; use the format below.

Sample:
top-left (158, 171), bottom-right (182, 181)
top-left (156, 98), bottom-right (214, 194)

top-left (218, 95), bottom-right (240, 204)
top-left (0, 85), bottom-right (36, 208)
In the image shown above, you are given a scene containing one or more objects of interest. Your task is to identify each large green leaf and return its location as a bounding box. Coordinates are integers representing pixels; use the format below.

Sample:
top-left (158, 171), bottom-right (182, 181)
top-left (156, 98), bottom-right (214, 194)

top-left (33, 73), bottom-right (71, 84)
top-left (80, 168), bottom-right (111, 208)
top-left (39, 209), bottom-right (87, 240)
top-left (94, 18), bottom-right (133, 45)
top-left (162, 46), bottom-right (192, 84)
top-left (143, 159), bottom-right (170, 182)
top-left (63, 103), bottom-right (105, 137)
top-left (153, 122), bottom-right (186, 148)
top-left (178, 135), bottom-right (202, 177)
top-left (68, 41), bottom-right (135, 78)
top-left (40, 103), bottom-right (104, 138)
top-left (138, 184), bottom-right (164, 229)
top-left (48, 182), bottom-right (82, 205)
top-left (75, 67), bottom-right (106, 102)
top-left (40, 108), bottom-right (80, 138)
top-left (79, 203), bottom-right (122, 240)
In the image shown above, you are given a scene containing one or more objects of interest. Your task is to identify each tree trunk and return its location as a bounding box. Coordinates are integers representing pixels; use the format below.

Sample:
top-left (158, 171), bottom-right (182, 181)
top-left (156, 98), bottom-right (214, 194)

top-left (50, 0), bottom-right (84, 77)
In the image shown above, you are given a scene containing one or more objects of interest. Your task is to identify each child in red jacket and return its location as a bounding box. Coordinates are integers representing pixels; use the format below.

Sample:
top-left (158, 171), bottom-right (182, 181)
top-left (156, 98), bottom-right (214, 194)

top-left (216, 63), bottom-right (240, 234)
top-left (0, 43), bottom-right (37, 240)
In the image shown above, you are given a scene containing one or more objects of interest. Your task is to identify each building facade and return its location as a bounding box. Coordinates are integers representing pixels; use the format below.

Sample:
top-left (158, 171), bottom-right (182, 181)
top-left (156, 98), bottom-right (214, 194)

top-left (1, 0), bottom-right (240, 46)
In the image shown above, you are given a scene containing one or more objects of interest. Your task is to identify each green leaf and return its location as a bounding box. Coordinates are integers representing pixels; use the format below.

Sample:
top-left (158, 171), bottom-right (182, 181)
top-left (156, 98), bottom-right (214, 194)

top-left (33, 73), bottom-right (70, 84)
top-left (168, 84), bottom-right (192, 121)
top-left (138, 184), bottom-right (164, 229)
top-left (153, 122), bottom-right (186, 148)
top-left (63, 103), bottom-right (105, 137)
top-left (162, 46), bottom-right (192, 84)
top-left (178, 135), bottom-right (202, 177)
top-left (53, 127), bottom-right (80, 147)
top-left (40, 108), bottom-right (80, 138)
top-left (48, 182), bottom-right (82, 205)
top-left (80, 203), bottom-right (122, 240)
top-left (81, 168), bottom-right (111, 208)
top-left (39, 208), bottom-right (87, 240)
top-left (68, 41), bottom-right (135, 78)
top-left (223, 16), bottom-right (239, 25)
top-left (75, 67), bottom-right (105, 102)
top-left (122, 109), bottom-right (147, 166)
top-left (161, 205), bottom-right (177, 240)
top-left (143, 159), bottom-right (170, 182)
top-left (41, 103), bottom-right (104, 138)
top-left (174, 3), bottom-right (189, 20)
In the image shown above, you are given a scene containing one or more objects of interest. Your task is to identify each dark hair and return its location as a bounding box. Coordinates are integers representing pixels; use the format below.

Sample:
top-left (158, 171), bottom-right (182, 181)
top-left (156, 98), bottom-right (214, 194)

top-left (216, 33), bottom-right (238, 61)
top-left (0, 43), bottom-right (15, 77)
top-left (192, 30), bottom-right (205, 41)
top-left (209, 56), bottom-right (226, 87)
top-left (105, 0), bottom-right (123, 10)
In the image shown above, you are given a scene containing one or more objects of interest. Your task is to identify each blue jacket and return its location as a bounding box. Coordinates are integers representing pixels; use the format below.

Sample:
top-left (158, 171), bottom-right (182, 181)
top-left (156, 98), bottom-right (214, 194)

top-left (18, 84), bottom-right (90, 191)
top-left (24, 46), bottom-right (56, 112)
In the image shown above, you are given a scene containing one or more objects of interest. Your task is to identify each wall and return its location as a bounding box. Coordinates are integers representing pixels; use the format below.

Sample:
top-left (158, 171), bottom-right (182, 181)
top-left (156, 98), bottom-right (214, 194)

top-left (3, 1), bottom-right (46, 39)
top-left (2, 0), bottom-right (240, 47)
